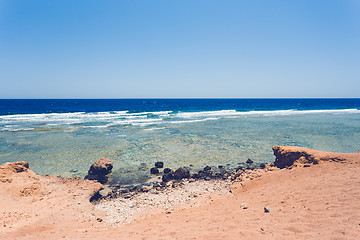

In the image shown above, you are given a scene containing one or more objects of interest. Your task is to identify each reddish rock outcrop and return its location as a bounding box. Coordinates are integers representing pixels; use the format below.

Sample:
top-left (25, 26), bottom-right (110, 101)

top-left (0, 161), bottom-right (29, 173)
top-left (272, 146), bottom-right (347, 168)
top-left (85, 157), bottom-right (113, 184)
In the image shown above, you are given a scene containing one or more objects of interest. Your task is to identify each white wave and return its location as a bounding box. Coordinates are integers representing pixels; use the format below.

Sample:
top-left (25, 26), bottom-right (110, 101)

top-left (6, 127), bottom-right (35, 132)
top-left (143, 127), bottom-right (166, 131)
top-left (175, 109), bottom-right (360, 119)
top-left (0, 109), bottom-right (358, 130)
top-left (176, 110), bottom-right (238, 118)
top-left (169, 117), bottom-right (220, 124)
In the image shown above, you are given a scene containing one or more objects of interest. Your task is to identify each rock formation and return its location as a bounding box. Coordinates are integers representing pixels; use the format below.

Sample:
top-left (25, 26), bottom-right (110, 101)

top-left (85, 157), bottom-right (113, 184)
top-left (0, 161), bottom-right (29, 173)
top-left (273, 146), bottom-right (347, 168)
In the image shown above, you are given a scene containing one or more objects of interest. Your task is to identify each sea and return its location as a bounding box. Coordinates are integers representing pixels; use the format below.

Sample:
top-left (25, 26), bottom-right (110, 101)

top-left (1, 99), bottom-right (359, 185)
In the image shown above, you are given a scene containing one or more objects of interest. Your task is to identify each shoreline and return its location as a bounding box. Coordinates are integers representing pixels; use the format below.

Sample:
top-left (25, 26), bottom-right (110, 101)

top-left (1, 146), bottom-right (360, 239)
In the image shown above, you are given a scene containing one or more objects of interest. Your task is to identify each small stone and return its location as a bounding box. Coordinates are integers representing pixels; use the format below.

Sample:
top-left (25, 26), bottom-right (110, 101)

top-left (162, 172), bottom-right (173, 182)
top-left (191, 173), bottom-right (199, 179)
top-left (189, 193), bottom-right (198, 198)
top-left (264, 206), bottom-right (271, 213)
top-left (204, 176), bottom-right (211, 181)
top-left (150, 167), bottom-right (159, 174)
top-left (163, 168), bottom-right (173, 174)
top-left (188, 178), bottom-right (196, 182)
top-left (96, 217), bottom-right (103, 222)
top-left (203, 166), bottom-right (211, 171)
top-left (218, 165), bottom-right (223, 169)
top-left (240, 203), bottom-right (248, 209)
top-left (259, 163), bottom-right (266, 169)
top-left (303, 164), bottom-right (311, 168)
top-left (173, 167), bottom-right (190, 180)
top-left (155, 162), bottom-right (164, 168)
top-left (246, 159), bottom-right (254, 164)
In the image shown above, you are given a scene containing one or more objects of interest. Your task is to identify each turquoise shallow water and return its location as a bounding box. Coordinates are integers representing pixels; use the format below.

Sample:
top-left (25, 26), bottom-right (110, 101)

top-left (1, 107), bottom-right (359, 182)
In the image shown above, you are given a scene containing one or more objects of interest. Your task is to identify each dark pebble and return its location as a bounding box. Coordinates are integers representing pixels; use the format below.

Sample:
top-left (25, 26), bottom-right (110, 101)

top-left (155, 162), bottom-right (164, 168)
top-left (246, 159), bottom-right (254, 164)
top-left (218, 165), bottom-right (223, 169)
top-left (163, 168), bottom-right (173, 174)
top-left (260, 163), bottom-right (266, 169)
top-left (191, 173), bottom-right (199, 179)
top-left (150, 167), bottom-right (159, 174)
top-left (173, 167), bottom-right (190, 179)
top-left (203, 166), bottom-right (211, 171)
top-left (162, 172), bottom-right (173, 182)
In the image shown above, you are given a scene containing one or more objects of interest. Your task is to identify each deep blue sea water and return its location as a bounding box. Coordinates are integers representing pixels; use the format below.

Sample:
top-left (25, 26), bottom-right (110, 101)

top-left (1, 99), bottom-right (359, 184)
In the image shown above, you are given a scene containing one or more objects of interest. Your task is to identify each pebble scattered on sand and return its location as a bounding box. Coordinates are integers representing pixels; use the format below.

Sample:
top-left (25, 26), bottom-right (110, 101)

top-left (95, 179), bottom-right (232, 225)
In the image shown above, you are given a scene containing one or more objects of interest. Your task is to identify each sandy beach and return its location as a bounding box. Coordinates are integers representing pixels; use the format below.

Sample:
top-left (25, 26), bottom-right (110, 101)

top-left (1, 146), bottom-right (360, 240)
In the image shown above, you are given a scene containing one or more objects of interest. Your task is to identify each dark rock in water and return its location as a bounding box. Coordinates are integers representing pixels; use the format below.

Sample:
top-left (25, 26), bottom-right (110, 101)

top-left (260, 163), bottom-right (266, 169)
top-left (246, 159), bottom-right (254, 164)
top-left (218, 165), bottom-right (223, 169)
top-left (88, 157), bottom-right (113, 176)
top-left (163, 168), bottom-right (173, 174)
top-left (155, 162), bottom-right (164, 168)
top-left (162, 172), bottom-right (174, 182)
top-left (203, 166), bottom-right (211, 172)
top-left (85, 157), bottom-right (113, 184)
top-left (173, 167), bottom-right (190, 180)
top-left (150, 167), bottom-right (159, 174)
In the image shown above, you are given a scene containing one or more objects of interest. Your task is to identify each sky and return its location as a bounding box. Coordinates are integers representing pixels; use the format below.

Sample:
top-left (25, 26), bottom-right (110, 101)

top-left (0, 0), bottom-right (360, 98)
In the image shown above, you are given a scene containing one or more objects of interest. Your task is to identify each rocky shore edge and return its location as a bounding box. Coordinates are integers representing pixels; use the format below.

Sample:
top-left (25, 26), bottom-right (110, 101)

top-left (2, 145), bottom-right (358, 227)
top-left (88, 145), bottom-right (355, 204)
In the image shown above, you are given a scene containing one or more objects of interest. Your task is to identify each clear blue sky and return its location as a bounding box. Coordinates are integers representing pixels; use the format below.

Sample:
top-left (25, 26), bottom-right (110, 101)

top-left (1, 0), bottom-right (359, 98)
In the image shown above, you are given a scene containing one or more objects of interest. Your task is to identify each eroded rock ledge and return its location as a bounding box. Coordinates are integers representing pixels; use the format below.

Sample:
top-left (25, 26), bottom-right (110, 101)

top-left (273, 145), bottom-right (352, 168)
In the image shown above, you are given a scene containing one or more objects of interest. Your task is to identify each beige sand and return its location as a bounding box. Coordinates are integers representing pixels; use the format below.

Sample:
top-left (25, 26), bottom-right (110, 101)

top-left (1, 146), bottom-right (360, 239)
